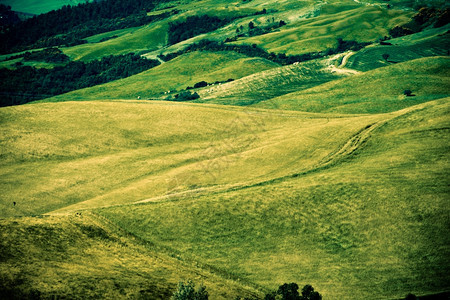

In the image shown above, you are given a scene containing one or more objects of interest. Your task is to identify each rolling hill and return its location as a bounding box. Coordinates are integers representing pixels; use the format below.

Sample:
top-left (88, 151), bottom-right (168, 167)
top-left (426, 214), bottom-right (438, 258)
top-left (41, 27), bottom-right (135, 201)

top-left (0, 0), bottom-right (91, 15)
top-left (1, 0), bottom-right (449, 299)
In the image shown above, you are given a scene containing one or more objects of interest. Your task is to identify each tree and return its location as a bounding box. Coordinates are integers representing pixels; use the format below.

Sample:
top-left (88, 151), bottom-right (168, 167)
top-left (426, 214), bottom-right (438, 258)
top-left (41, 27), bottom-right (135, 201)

top-left (278, 283), bottom-right (300, 300)
top-left (171, 280), bottom-right (208, 300)
top-left (249, 21), bottom-right (255, 29)
top-left (404, 294), bottom-right (417, 300)
top-left (403, 89), bottom-right (413, 96)
top-left (194, 81), bottom-right (208, 88)
top-left (301, 284), bottom-right (322, 300)
top-left (382, 53), bottom-right (390, 61)
top-left (264, 283), bottom-right (322, 300)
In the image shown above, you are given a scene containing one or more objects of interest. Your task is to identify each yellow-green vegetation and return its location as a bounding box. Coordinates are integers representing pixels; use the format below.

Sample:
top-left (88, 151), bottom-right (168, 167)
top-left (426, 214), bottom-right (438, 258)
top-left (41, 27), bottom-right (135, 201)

top-left (195, 58), bottom-right (345, 105)
top-left (62, 22), bottom-right (168, 61)
top-left (0, 213), bottom-right (261, 299)
top-left (255, 56), bottom-right (450, 113)
top-left (347, 25), bottom-right (450, 71)
top-left (44, 51), bottom-right (279, 101)
top-left (0, 100), bottom-right (382, 216)
top-left (1, 97), bottom-right (449, 298)
top-left (230, 3), bottom-right (412, 55)
top-left (97, 98), bottom-right (450, 299)
top-left (2, 0), bottom-right (450, 298)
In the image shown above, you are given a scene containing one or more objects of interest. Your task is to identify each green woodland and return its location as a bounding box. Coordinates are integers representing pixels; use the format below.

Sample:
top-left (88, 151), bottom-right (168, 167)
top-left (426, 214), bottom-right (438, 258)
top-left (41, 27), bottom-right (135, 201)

top-left (0, 0), bottom-right (449, 299)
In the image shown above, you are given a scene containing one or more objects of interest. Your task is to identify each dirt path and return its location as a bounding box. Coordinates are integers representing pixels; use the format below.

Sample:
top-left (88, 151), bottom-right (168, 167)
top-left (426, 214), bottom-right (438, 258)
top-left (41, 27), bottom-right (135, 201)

top-left (134, 101), bottom-right (434, 206)
top-left (326, 51), bottom-right (360, 75)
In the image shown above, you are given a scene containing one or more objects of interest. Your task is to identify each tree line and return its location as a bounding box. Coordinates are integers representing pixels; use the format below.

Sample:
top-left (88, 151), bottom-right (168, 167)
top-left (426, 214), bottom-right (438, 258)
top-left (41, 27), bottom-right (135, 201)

top-left (158, 38), bottom-right (370, 66)
top-left (0, 53), bottom-right (160, 106)
top-left (389, 7), bottom-right (449, 38)
top-left (168, 15), bottom-right (235, 45)
top-left (0, 0), bottom-right (176, 54)
top-left (167, 8), bottom-right (269, 45)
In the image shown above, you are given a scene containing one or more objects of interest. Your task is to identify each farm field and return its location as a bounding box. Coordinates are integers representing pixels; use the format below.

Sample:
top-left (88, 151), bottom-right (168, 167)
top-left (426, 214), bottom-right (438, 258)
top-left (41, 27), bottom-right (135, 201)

top-left (1, 0), bottom-right (449, 299)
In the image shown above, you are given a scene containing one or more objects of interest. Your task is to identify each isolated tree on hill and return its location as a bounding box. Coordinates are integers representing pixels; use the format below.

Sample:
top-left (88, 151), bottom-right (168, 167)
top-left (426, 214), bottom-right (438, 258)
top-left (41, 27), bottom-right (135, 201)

top-left (382, 53), bottom-right (390, 61)
top-left (249, 21), bottom-right (255, 29)
top-left (403, 89), bottom-right (413, 96)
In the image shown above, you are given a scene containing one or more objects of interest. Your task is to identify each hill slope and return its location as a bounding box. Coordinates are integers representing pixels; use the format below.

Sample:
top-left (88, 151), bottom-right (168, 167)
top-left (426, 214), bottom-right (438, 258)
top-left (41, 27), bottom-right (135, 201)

top-left (1, 98), bottom-right (449, 298)
top-left (255, 56), bottom-right (450, 113)
top-left (97, 98), bottom-right (450, 299)
top-left (43, 51), bottom-right (279, 101)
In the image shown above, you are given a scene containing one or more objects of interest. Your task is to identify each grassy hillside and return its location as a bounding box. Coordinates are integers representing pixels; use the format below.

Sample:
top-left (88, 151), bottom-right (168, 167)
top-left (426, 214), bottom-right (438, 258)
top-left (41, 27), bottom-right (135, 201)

top-left (1, 97), bottom-right (448, 298)
top-left (62, 22), bottom-right (168, 62)
top-left (0, 0), bottom-right (91, 15)
top-left (255, 56), bottom-right (450, 113)
top-left (97, 98), bottom-right (450, 299)
top-left (0, 213), bottom-right (261, 299)
top-left (230, 3), bottom-right (412, 55)
top-left (347, 24), bottom-right (450, 72)
top-left (43, 51), bottom-right (279, 101)
top-left (2, 0), bottom-right (449, 299)
top-left (0, 100), bottom-right (382, 217)
top-left (194, 57), bottom-right (345, 106)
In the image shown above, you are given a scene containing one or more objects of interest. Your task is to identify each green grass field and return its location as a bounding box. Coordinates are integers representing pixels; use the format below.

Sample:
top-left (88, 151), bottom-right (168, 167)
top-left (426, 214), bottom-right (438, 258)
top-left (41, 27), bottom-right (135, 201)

top-left (1, 0), bottom-right (449, 299)
top-left (96, 98), bottom-right (450, 299)
top-left (0, 0), bottom-right (92, 14)
top-left (1, 97), bottom-right (449, 299)
top-left (44, 51), bottom-right (279, 101)
top-left (255, 56), bottom-right (450, 113)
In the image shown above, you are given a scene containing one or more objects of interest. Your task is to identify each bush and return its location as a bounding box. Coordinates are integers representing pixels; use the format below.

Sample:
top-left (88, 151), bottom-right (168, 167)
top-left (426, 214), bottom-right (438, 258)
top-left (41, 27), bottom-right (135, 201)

top-left (403, 89), bottom-right (413, 96)
top-left (174, 90), bottom-right (200, 101)
top-left (194, 81), bottom-right (208, 88)
top-left (171, 280), bottom-right (208, 300)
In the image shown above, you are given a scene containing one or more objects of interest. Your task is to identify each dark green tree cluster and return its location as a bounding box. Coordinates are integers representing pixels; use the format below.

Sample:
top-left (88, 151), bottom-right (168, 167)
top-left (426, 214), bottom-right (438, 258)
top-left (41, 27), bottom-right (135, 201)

top-left (171, 280), bottom-right (208, 300)
top-left (158, 38), bottom-right (369, 66)
top-left (245, 19), bottom-right (287, 37)
top-left (0, 54), bottom-right (160, 106)
top-left (171, 90), bottom-right (200, 101)
top-left (389, 7), bottom-right (450, 38)
top-left (21, 48), bottom-right (70, 63)
top-left (168, 15), bottom-right (234, 45)
top-left (264, 283), bottom-right (322, 300)
top-left (0, 4), bottom-right (20, 29)
top-left (0, 0), bottom-right (177, 54)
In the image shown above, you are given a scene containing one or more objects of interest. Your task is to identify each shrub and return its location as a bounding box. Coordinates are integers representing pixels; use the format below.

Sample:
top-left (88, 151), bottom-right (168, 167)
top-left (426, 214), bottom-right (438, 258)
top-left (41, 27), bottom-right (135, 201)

top-left (404, 294), bottom-right (417, 300)
top-left (171, 280), bottom-right (208, 300)
top-left (174, 91), bottom-right (200, 101)
top-left (403, 89), bottom-right (413, 96)
top-left (194, 81), bottom-right (208, 88)
top-left (264, 283), bottom-right (322, 300)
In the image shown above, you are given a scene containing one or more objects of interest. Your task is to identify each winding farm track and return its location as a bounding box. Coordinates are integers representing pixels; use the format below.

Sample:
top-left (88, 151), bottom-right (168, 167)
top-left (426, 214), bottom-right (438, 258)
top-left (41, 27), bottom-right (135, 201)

top-left (133, 102), bottom-right (429, 206)
top-left (327, 51), bottom-right (360, 75)
top-left (46, 98), bottom-right (436, 216)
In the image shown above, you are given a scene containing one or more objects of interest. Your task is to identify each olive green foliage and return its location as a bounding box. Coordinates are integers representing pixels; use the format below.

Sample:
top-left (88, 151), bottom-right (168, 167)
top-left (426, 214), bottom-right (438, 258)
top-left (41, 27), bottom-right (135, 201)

top-left (0, 53), bottom-right (160, 106)
top-left (264, 283), bottom-right (321, 300)
top-left (171, 280), bottom-right (208, 300)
